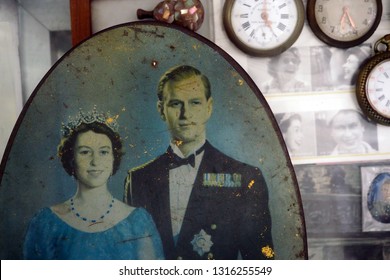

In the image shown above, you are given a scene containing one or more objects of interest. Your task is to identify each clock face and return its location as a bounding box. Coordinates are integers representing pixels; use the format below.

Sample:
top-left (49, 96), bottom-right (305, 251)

top-left (366, 59), bottom-right (390, 119)
top-left (309, 0), bottom-right (382, 47)
top-left (223, 0), bottom-right (305, 56)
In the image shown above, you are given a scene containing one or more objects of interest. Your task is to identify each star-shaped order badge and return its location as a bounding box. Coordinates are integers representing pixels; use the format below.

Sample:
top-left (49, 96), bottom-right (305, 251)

top-left (191, 229), bottom-right (213, 256)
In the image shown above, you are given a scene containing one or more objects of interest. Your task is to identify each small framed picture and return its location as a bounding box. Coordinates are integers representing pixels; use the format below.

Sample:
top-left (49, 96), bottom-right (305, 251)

top-left (361, 166), bottom-right (390, 232)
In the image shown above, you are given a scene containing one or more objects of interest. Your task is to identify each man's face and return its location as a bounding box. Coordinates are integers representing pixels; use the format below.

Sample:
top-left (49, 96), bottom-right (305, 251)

top-left (330, 111), bottom-right (364, 150)
top-left (158, 75), bottom-right (213, 145)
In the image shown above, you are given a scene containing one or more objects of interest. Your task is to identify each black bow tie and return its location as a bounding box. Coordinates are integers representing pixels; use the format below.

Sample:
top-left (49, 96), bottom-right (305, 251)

top-left (167, 145), bottom-right (205, 169)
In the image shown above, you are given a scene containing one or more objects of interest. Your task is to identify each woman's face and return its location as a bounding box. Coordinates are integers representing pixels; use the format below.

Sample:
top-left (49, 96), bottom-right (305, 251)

top-left (380, 182), bottom-right (390, 202)
top-left (283, 119), bottom-right (303, 154)
top-left (276, 51), bottom-right (300, 77)
top-left (74, 130), bottom-right (114, 189)
top-left (342, 54), bottom-right (359, 81)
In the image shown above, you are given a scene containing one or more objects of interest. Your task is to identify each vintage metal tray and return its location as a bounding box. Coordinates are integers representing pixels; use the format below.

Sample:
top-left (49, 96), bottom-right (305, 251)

top-left (0, 21), bottom-right (307, 259)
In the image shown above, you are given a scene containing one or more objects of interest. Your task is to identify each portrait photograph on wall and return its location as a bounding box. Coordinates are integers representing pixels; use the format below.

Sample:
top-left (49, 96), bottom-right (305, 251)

top-left (361, 166), bottom-right (390, 232)
top-left (0, 21), bottom-right (306, 260)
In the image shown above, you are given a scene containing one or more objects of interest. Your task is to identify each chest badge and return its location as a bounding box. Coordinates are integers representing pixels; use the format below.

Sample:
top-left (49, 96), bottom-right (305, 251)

top-left (191, 229), bottom-right (213, 256)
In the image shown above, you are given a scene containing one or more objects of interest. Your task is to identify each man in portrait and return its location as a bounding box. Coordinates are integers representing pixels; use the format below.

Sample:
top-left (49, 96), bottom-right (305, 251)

top-left (124, 65), bottom-right (273, 260)
top-left (327, 109), bottom-right (377, 155)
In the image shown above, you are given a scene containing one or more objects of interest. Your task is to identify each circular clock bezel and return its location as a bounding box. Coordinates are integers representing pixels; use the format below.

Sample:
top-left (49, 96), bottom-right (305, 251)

top-left (223, 0), bottom-right (305, 57)
top-left (307, 0), bottom-right (383, 49)
top-left (356, 51), bottom-right (390, 126)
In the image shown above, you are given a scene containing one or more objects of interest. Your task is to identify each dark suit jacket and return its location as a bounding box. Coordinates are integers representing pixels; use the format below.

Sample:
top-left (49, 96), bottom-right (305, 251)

top-left (124, 141), bottom-right (273, 260)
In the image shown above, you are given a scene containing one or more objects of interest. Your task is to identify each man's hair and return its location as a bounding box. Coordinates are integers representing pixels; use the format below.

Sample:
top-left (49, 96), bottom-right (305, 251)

top-left (157, 65), bottom-right (211, 101)
top-left (328, 109), bottom-right (366, 127)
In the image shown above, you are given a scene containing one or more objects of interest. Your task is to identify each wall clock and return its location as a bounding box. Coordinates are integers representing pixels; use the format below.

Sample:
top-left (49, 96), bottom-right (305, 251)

top-left (307, 0), bottom-right (382, 48)
top-left (356, 34), bottom-right (390, 126)
top-left (223, 0), bottom-right (305, 57)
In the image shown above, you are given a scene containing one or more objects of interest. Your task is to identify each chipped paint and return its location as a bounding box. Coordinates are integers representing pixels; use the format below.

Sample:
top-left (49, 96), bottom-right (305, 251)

top-left (261, 245), bottom-right (275, 259)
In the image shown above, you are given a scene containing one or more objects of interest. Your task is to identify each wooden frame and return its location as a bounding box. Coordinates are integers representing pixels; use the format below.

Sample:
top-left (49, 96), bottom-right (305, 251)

top-left (70, 0), bottom-right (92, 46)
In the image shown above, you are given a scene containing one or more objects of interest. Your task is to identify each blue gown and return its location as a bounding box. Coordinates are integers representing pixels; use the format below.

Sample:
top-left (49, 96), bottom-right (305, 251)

top-left (23, 207), bottom-right (164, 260)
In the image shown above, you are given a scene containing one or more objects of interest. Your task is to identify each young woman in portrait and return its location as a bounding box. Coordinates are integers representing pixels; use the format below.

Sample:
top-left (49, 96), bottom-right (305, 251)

top-left (368, 173), bottom-right (390, 224)
top-left (23, 109), bottom-right (164, 260)
top-left (278, 113), bottom-right (304, 156)
top-left (261, 47), bottom-right (309, 94)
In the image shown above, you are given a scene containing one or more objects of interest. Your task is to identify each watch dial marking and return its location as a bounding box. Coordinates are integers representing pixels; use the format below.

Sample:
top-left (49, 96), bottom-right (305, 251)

top-left (230, 0), bottom-right (300, 49)
top-left (366, 61), bottom-right (390, 118)
top-left (314, 0), bottom-right (378, 42)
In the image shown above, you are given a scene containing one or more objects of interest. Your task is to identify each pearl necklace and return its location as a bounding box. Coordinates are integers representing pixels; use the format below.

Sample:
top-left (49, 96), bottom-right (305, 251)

top-left (70, 197), bottom-right (115, 223)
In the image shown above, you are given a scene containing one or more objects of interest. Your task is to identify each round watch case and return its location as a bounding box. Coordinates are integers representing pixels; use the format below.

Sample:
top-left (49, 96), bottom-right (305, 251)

top-left (356, 35), bottom-right (390, 126)
top-left (223, 0), bottom-right (305, 57)
top-left (307, 0), bottom-right (382, 48)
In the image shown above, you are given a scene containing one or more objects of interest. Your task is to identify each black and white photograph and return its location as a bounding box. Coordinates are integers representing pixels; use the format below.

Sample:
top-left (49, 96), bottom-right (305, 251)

top-left (259, 47), bottom-right (311, 94)
top-left (310, 45), bottom-right (334, 92)
top-left (247, 46), bottom-right (312, 96)
top-left (330, 45), bottom-right (372, 91)
top-left (315, 109), bottom-right (379, 156)
top-left (275, 111), bottom-right (316, 158)
top-left (295, 164), bottom-right (361, 195)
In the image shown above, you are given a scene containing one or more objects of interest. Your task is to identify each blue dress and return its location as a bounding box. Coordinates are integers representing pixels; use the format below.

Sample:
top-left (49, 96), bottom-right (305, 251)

top-left (23, 207), bottom-right (165, 260)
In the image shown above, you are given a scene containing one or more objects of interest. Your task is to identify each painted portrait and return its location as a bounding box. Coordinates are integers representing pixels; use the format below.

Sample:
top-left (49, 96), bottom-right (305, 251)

top-left (0, 22), bottom-right (306, 259)
top-left (361, 166), bottom-right (390, 232)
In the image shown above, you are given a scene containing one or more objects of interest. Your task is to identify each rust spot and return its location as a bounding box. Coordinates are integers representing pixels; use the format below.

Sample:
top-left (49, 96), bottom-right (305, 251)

top-left (261, 245), bottom-right (275, 258)
top-left (174, 140), bottom-right (183, 147)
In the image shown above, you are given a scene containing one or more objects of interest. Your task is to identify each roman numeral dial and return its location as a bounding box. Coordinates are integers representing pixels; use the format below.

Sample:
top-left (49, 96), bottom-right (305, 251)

top-left (223, 0), bottom-right (305, 56)
top-left (366, 60), bottom-right (390, 119)
top-left (356, 35), bottom-right (390, 126)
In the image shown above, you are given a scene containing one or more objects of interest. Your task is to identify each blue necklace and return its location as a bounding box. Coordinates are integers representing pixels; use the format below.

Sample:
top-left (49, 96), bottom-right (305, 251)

top-left (70, 197), bottom-right (115, 223)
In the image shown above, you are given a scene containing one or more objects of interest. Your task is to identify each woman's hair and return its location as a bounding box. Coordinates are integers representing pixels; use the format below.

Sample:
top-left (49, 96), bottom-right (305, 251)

top-left (58, 121), bottom-right (124, 177)
top-left (344, 45), bottom-right (371, 84)
top-left (279, 113), bottom-right (302, 134)
top-left (345, 45), bottom-right (371, 65)
top-left (267, 47), bottom-right (301, 78)
top-left (367, 172), bottom-right (390, 223)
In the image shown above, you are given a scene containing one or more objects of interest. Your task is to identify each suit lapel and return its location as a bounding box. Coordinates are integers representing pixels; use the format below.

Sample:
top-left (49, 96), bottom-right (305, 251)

top-left (151, 152), bottom-right (176, 257)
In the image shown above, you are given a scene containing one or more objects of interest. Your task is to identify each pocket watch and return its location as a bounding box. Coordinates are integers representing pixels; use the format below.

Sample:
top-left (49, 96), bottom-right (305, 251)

top-left (307, 0), bottom-right (382, 48)
top-left (223, 0), bottom-right (305, 57)
top-left (356, 35), bottom-right (390, 126)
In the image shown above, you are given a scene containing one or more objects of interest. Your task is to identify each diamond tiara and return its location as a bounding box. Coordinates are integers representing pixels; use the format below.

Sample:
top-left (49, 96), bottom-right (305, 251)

top-left (61, 107), bottom-right (119, 137)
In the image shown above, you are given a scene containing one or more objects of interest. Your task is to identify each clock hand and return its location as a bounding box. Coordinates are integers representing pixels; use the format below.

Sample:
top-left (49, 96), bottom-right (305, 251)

top-left (340, 7), bottom-right (347, 30)
top-left (261, 9), bottom-right (277, 38)
top-left (345, 7), bottom-right (357, 30)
